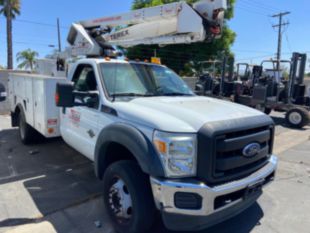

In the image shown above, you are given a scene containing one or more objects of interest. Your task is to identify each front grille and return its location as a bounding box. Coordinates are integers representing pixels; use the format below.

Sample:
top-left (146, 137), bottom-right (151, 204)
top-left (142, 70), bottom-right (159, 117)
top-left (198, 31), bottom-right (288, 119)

top-left (197, 121), bottom-right (274, 185)
top-left (214, 126), bottom-right (272, 181)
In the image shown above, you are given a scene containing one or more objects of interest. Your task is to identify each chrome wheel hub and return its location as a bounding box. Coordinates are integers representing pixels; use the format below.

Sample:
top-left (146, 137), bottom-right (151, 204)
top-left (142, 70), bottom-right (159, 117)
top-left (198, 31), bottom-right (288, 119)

top-left (108, 178), bottom-right (132, 220)
top-left (289, 112), bottom-right (302, 125)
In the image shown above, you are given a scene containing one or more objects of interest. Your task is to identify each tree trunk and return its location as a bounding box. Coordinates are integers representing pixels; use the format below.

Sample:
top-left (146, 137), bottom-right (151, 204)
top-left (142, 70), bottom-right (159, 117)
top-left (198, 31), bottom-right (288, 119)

top-left (7, 12), bottom-right (13, 70)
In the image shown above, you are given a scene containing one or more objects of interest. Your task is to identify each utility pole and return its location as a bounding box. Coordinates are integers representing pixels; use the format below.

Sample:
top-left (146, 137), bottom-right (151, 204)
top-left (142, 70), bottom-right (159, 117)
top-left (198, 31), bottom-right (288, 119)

top-left (272, 12), bottom-right (290, 70)
top-left (57, 18), bottom-right (62, 53)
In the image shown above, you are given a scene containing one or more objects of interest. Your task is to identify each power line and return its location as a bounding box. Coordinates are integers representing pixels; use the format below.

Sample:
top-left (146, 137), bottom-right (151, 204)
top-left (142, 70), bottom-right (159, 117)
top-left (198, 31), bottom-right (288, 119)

top-left (240, 0), bottom-right (280, 12)
top-left (15, 19), bottom-right (69, 30)
top-left (235, 52), bottom-right (293, 63)
top-left (235, 54), bottom-right (275, 62)
top-left (0, 38), bottom-right (56, 47)
top-left (233, 49), bottom-right (280, 54)
top-left (284, 31), bottom-right (292, 53)
top-left (0, 16), bottom-right (69, 29)
top-left (238, 1), bottom-right (274, 15)
top-left (236, 6), bottom-right (268, 17)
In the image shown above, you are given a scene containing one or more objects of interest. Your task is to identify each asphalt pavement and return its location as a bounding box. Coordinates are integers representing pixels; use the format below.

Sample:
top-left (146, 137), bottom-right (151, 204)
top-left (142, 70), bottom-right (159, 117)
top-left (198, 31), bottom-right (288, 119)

top-left (0, 112), bottom-right (309, 233)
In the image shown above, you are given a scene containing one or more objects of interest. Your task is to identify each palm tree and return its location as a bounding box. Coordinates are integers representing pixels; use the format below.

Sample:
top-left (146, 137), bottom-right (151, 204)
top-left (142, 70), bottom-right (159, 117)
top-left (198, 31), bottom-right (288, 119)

top-left (0, 0), bottom-right (21, 70)
top-left (16, 49), bottom-right (38, 70)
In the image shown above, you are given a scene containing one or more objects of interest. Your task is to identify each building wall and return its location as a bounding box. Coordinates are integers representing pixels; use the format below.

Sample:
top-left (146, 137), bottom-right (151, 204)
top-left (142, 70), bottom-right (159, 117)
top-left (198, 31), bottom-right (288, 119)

top-left (0, 70), bottom-right (10, 114)
top-left (0, 70), bottom-right (26, 114)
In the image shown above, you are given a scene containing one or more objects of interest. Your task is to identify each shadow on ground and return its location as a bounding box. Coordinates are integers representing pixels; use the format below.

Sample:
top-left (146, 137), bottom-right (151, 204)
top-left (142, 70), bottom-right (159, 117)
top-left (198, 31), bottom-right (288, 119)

top-left (0, 128), bottom-right (103, 230)
top-left (0, 128), bottom-right (264, 233)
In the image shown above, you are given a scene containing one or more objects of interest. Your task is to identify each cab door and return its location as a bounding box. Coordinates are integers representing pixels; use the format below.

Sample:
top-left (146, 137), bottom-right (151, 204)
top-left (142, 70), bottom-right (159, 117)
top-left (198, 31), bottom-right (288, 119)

top-left (61, 64), bottom-right (101, 160)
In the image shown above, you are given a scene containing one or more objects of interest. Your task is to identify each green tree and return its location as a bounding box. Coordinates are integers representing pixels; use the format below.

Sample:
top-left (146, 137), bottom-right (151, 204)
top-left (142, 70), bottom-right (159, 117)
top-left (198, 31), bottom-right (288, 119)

top-left (0, 0), bottom-right (21, 70)
top-left (16, 49), bottom-right (39, 70)
top-left (128, 0), bottom-right (236, 75)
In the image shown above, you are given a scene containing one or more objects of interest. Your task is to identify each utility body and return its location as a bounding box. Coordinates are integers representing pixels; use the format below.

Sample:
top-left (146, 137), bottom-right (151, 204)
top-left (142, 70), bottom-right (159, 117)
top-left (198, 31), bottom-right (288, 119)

top-left (0, 1), bottom-right (277, 232)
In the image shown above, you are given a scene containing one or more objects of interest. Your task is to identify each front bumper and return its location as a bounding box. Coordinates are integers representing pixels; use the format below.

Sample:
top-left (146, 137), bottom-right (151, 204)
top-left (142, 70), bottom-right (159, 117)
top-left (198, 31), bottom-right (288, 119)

top-left (150, 155), bottom-right (277, 231)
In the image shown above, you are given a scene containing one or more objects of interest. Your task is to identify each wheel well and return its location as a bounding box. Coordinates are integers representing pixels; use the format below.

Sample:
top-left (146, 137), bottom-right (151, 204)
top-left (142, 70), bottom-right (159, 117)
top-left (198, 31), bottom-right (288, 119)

top-left (98, 142), bottom-right (138, 179)
top-left (15, 106), bottom-right (21, 115)
top-left (12, 105), bottom-right (22, 127)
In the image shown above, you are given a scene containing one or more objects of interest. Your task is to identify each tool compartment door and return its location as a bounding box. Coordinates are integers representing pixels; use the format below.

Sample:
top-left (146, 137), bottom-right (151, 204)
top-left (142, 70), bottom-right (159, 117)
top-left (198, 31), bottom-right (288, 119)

top-left (33, 78), bottom-right (45, 135)
top-left (44, 78), bottom-right (63, 137)
top-left (32, 77), bottom-right (62, 138)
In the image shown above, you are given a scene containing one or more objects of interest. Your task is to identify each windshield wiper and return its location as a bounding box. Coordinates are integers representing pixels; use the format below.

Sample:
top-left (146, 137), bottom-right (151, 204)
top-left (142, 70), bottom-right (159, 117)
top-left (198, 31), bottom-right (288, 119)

top-left (111, 93), bottom-right (155, 97)
top-left (161, 92), bottom-right (193, 96)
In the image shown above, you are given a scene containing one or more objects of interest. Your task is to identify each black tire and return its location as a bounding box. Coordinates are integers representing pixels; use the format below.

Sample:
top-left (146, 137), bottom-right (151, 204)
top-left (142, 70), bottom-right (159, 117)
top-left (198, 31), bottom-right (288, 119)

top-left (18, 110), bottom-right (40, 144)
top-left (255, 104), bottom-right (272, 115)
top-left (285, 107), bottom-right (310, 128)
top-left (103, 161), bottom-right (157, 233)
top-left (264, 107), bottom-right (272, 115)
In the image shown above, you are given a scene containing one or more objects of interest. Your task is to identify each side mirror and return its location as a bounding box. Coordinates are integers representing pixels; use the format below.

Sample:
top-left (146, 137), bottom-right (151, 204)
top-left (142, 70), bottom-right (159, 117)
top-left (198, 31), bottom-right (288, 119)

top-left (0, 83), bottom-right (7, 102)
top-left (55, 82), bottom-right (74, 107)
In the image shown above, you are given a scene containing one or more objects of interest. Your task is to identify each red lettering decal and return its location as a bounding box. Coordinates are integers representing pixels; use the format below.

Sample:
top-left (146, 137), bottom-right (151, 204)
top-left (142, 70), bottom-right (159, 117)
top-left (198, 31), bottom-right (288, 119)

top-left (69, 109), bottom-right (81, 126)
top-left (47, 119), bottom-right (58, 126)
top-left (93, 16), bottom-right (122, 24)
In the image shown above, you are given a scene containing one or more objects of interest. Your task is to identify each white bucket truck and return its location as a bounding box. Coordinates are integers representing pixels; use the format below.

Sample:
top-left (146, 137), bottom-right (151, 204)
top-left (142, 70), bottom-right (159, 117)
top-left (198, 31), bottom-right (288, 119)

top-left (0, 1), bottom-right (277, 232)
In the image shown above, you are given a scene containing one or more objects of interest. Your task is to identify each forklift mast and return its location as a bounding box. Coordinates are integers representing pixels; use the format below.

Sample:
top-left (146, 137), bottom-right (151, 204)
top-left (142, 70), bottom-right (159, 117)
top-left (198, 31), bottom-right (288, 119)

top-left (250, 65), bottom-right (263, 88)
top-left (288, 53), bottom-right (307, 101)
top-left (220, 56), bottom-right (234, 95)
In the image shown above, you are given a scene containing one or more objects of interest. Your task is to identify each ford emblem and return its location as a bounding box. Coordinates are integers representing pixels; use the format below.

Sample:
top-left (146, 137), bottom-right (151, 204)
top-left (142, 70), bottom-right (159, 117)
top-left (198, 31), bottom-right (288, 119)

top-left (242, 143), bottom-right (261, 158)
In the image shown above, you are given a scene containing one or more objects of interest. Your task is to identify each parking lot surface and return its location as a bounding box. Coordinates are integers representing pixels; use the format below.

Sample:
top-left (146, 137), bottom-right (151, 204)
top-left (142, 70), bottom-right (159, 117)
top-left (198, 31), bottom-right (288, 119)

top-left (0, 112), bottom-right (310, 233)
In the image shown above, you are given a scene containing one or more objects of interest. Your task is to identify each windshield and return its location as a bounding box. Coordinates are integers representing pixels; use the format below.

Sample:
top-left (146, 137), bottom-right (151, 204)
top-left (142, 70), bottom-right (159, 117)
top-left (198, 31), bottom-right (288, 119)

top-left (100, 63), bottom-right (194, 99)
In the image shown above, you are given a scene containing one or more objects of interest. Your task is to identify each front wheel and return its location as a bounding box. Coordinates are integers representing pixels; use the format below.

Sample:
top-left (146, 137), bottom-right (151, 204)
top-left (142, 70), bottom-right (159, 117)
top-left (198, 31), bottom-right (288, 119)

top-left (103, 161), bottom-right (157, 233)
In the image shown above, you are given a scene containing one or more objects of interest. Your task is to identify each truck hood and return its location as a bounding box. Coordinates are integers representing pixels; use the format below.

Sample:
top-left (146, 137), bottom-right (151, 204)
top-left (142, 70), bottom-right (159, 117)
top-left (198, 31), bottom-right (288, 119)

top-left (114, 96), bottom-right (266, 133)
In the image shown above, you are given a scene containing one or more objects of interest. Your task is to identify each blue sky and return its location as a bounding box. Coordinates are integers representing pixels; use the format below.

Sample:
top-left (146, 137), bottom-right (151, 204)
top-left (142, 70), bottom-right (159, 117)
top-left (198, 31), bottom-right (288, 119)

top-left (0, 0), bottom-right (309, 71)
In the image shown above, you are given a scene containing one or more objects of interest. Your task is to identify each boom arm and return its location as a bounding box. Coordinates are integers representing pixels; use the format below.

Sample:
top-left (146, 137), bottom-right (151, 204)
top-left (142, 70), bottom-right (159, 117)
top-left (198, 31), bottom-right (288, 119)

top-left (67, 0), bottom-right (227, 57)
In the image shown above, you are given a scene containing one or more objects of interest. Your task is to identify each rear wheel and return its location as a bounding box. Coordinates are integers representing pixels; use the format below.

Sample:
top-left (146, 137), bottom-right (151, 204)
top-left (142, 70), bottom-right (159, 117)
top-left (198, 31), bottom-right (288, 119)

top-left (103, 161), bottom-right (157, 233)
top-left (285, 107), bottom-right (310, 128)
top-left (264, 107), bottom-right (272, 115)
top-left (18, 110), bottom-right (41, 144)
top-left (255, 104), bottom-right (272, 115)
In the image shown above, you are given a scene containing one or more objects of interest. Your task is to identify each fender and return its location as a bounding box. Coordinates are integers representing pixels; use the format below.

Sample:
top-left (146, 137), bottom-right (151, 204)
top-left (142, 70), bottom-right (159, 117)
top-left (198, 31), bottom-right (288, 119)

top-left (94, 123), bottom-right (165, 179)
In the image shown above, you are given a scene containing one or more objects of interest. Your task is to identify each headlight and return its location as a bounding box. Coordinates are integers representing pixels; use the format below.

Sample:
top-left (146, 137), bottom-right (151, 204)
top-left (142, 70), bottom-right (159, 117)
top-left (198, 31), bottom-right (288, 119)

top-left (153, 130), bottom-right (197, 178)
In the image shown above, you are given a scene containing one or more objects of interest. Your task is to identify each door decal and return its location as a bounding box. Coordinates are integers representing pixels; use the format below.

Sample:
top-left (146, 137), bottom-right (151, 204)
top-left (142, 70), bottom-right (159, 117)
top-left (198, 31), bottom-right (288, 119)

top-left (69, 109), bottom-right (81, 127)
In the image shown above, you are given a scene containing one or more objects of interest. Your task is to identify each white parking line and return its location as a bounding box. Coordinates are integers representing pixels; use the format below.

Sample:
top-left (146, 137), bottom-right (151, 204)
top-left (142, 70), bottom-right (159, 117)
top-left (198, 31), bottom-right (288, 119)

top-left (0, 114), bottom-right (11, 130)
